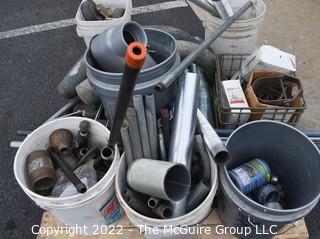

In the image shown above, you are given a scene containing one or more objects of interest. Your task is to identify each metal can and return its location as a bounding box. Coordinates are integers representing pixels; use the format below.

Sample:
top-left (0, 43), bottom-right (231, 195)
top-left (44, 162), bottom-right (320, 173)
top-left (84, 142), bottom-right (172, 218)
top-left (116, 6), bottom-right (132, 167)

top-left (229, 158), bottom-right (271, 194)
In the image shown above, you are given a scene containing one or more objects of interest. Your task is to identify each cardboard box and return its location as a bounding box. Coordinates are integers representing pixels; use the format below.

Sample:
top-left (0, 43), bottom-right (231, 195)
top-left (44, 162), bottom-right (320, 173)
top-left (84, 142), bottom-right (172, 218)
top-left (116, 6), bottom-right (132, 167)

top-left (245, 71), bottom-right (305, 122)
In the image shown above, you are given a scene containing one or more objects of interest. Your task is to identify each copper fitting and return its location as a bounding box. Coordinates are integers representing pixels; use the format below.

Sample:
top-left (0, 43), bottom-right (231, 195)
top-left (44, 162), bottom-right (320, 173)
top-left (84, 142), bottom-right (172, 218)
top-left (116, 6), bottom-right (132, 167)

top-left (49, 129), bottom-right (74, 153)
top-left (27, 150), bottom-right (57, 195)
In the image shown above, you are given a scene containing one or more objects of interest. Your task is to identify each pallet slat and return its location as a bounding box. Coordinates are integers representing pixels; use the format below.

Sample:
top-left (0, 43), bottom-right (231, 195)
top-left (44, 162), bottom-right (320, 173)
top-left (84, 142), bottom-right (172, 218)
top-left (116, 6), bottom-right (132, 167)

top-left (36, 210), bottom-right (308, 239)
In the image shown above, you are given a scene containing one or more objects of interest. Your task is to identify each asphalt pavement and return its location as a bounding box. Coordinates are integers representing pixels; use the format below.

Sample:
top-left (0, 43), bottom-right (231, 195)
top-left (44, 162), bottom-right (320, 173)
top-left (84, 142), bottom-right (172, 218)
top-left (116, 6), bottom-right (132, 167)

top-left (0, 0), bottom-right (318, 238)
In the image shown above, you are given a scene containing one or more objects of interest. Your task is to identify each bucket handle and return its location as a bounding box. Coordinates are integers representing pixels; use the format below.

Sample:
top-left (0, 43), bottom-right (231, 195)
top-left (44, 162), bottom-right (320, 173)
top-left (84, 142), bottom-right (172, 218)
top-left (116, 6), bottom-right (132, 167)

top-left (247, 215), bottom-right (260, 227)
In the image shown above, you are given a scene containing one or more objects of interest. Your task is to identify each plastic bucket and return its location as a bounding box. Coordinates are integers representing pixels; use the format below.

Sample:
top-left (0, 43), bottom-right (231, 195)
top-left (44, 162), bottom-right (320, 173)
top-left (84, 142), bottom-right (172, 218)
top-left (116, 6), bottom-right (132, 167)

top-left (76, 0), bottom-right (132, 47)
top-left (218, 120), bottom-right (320, 239)
top-left (14, 117), bottom-right (123, 235)
top-left (115, 154), bottom-right (218, 239)
top-left (188, 0), bottom-right (266, 55)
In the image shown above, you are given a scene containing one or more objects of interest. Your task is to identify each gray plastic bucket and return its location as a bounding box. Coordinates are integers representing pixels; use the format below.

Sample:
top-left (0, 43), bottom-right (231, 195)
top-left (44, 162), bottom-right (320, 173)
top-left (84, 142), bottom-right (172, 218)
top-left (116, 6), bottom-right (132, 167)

top-left (218, 120), bottom-right (320, 239)
top-left (86, 28), bottom-right (180, 122)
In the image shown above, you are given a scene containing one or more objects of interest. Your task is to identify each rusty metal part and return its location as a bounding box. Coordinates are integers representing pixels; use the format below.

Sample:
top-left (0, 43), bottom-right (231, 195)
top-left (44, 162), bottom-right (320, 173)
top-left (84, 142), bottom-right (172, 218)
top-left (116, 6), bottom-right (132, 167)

top-left (47, 147), bottom-right (87, 193)
top-left (49, 129), bottom-right (74, 153)
top-left (252, 75), bottom-right (303, 107)
top-left (27, 150), bottom-right (57, 194)
top-left (79, 146), bottom-right (99, 166)
top-left (96, 4), bottom-right (112, 18)
top-left (76, 120), bottom-right (90, 148)
top-left (60, 151), bottom-right (80, 171)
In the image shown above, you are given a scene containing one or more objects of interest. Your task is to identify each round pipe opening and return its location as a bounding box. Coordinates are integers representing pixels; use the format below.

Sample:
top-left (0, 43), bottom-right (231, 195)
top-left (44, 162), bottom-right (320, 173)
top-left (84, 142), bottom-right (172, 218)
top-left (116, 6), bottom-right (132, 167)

top-left (162, 207), bottom-right (173, 219)
top-left (164, 164), bottom-right (190, 201)
top-left (122, 22), bottom-right (147, 46)
top-left (148, 199), bottom-right (157, 208)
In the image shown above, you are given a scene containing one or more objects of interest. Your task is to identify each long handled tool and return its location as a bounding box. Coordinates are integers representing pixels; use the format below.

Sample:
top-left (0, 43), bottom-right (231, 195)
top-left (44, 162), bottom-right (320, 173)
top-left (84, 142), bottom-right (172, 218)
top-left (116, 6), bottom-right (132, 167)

top-left (108, 42), bottom-right (147, 147)
top-left (155, 0), bottom-right (255, 91)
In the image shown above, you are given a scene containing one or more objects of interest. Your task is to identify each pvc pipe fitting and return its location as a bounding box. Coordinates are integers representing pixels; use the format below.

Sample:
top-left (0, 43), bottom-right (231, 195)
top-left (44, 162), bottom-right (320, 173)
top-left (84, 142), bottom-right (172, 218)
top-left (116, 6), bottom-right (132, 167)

top-left (127, 158), bottom-right (191, 201)
top-left (90, 21), bottom-right (156, 72)
top-left (152, 203), bottom-right (173, 219)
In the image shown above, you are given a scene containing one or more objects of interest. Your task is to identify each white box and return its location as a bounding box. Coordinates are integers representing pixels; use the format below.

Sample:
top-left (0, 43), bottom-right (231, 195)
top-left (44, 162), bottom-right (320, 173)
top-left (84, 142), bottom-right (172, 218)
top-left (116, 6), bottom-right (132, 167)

top-left (222, 80), bottom-right (250, 126)
top-left (231, 45), bottom-right (296, 80)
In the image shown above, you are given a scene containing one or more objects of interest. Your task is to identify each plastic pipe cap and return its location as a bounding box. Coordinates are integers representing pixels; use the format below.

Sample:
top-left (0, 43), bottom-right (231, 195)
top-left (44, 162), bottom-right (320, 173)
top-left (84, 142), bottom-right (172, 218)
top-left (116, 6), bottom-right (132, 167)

top-left (125, 42), bottom-right (147, 69)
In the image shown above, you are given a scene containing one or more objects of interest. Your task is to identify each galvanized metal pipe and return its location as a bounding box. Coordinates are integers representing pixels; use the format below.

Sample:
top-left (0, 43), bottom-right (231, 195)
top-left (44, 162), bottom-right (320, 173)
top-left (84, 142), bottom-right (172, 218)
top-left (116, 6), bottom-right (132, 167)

top-left (189, 0), bottom-right (219, 16)
top-left (155, 0), bottom-right (254, 91)
top-left (145, 94), bottom-right (158, 159)
top-left (168, 72), bottom-right (200, 217)
top-left (108, 42), bottom-right (147, 147)
top-left (148, 197), bottom-right (160, 209)
top-left (124, 189), bottom-right (157, 218)
top-left (127, 158), bottom-right (191, 201)
top-left (120, 120), bottom-right (134, 166)
top-left (133, 95), bottom-right (151, 158)
top-left (126, 107), bottom-right (143, 159)
top-left (157, 123), bottom-right (167, 161)
top-left (197, 109), bottom-right (231, 164)
top-left (152, 203), bottom-right (173, 219)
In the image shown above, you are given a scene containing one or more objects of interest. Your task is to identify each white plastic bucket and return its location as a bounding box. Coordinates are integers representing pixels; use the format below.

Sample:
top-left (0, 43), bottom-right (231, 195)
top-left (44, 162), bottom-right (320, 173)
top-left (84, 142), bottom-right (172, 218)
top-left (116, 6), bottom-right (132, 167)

top-left (14, 117), bottom-right (123, 235)
top-left (188, 0), bottom-right (266, 55)
top-left (76, 0), bottom-right (132, 47)
top-left (115, 154), bottom-right (218, 239)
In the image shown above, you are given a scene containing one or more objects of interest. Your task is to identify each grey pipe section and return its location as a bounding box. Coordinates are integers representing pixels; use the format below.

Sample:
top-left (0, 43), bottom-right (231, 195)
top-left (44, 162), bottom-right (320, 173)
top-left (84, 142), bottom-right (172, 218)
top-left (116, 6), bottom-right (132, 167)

top-left (155, 0), bottom-right (254, 90)
top-left (197, 109), bottom-right (231, 164)
top-left (120, 120), bottom-right (134, 166)
top-left (133, 95), bottom-right (151, 158)
top-left (176, 40), bottom-right (216, 82)
top-left (157, 121), bottom-right (167, 161)
top-left (75, 79), bottom-right (100, 107)
top-left (194, 134), bottom-right (211, 184)
top-left (126, 107), bottom-right (143, 159)
top-left (148, 197), bottom-right (160, 209)
top-left (189, 0), bottom-right (219, 17)
top-left (57, 54), bottom-right (87, 99)
top-left (168, 72), bottom-right (200, 217)
top-left (169, 73), bottom-right (200, 167)
top-left (152, 203), bottom-right (173, 219)
top-left (145, 94), bottom-right (158, 159)
top-left (127, 158), bottom-right (191, 201)
top-left (90, 21), bottom-right (155, 72)
top-left (187, 180), bottom-right (211, 212)
top-left (145, 109), bottom-right (157, 160)
top-left (124, 189), bottom-right (157, 218)
top-left (45, 97), bottom-right (81, 123)
top-left (212, 0), bottom-right (234, 19)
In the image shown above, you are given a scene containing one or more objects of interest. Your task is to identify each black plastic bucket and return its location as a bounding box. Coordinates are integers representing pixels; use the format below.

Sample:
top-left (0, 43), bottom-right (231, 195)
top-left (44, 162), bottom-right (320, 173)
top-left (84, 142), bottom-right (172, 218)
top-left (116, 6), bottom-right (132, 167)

top-left (218, 120), bottom-right (320, 239)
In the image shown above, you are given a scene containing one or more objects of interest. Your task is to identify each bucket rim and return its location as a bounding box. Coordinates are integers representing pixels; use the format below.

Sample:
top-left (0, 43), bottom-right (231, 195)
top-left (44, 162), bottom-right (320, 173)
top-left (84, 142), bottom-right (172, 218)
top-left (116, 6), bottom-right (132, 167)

top-left (85, 28), bottom-right (177, 77)
top-left (115, 154), bottom-right (218, 226)
top-left (223, 120), bottom-right (320, 214)
top-left (14, 117), bottom-right (119, 208)
top-left (211, 0), bottom-right (266, 24)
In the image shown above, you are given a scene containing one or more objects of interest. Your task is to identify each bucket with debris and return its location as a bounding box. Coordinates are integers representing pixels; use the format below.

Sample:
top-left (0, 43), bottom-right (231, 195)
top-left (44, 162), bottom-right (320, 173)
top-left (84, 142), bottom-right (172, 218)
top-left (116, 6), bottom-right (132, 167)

top-left (14, 117), bottom-right (122, 235)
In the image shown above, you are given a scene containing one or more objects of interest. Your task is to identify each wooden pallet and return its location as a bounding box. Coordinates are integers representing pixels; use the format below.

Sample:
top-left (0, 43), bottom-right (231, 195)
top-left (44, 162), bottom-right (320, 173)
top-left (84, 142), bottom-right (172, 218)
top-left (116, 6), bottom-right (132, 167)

top-left (37, 210), bottom-right (308, 239)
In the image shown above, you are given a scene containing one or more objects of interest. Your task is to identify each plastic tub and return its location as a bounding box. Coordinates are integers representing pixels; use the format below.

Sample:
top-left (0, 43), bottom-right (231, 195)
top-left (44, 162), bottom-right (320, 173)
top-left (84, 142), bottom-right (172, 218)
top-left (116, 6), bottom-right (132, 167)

top-left (188, 0), bottom-right (266, 54)
top-left (218, 120), bottom-right (320, 239)
top-left (14, 117), bottom-right (122, 235)
top-left (115, 153), bottom-right (218, 239)
top-left (76, 0), bottom-right (132, 47)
